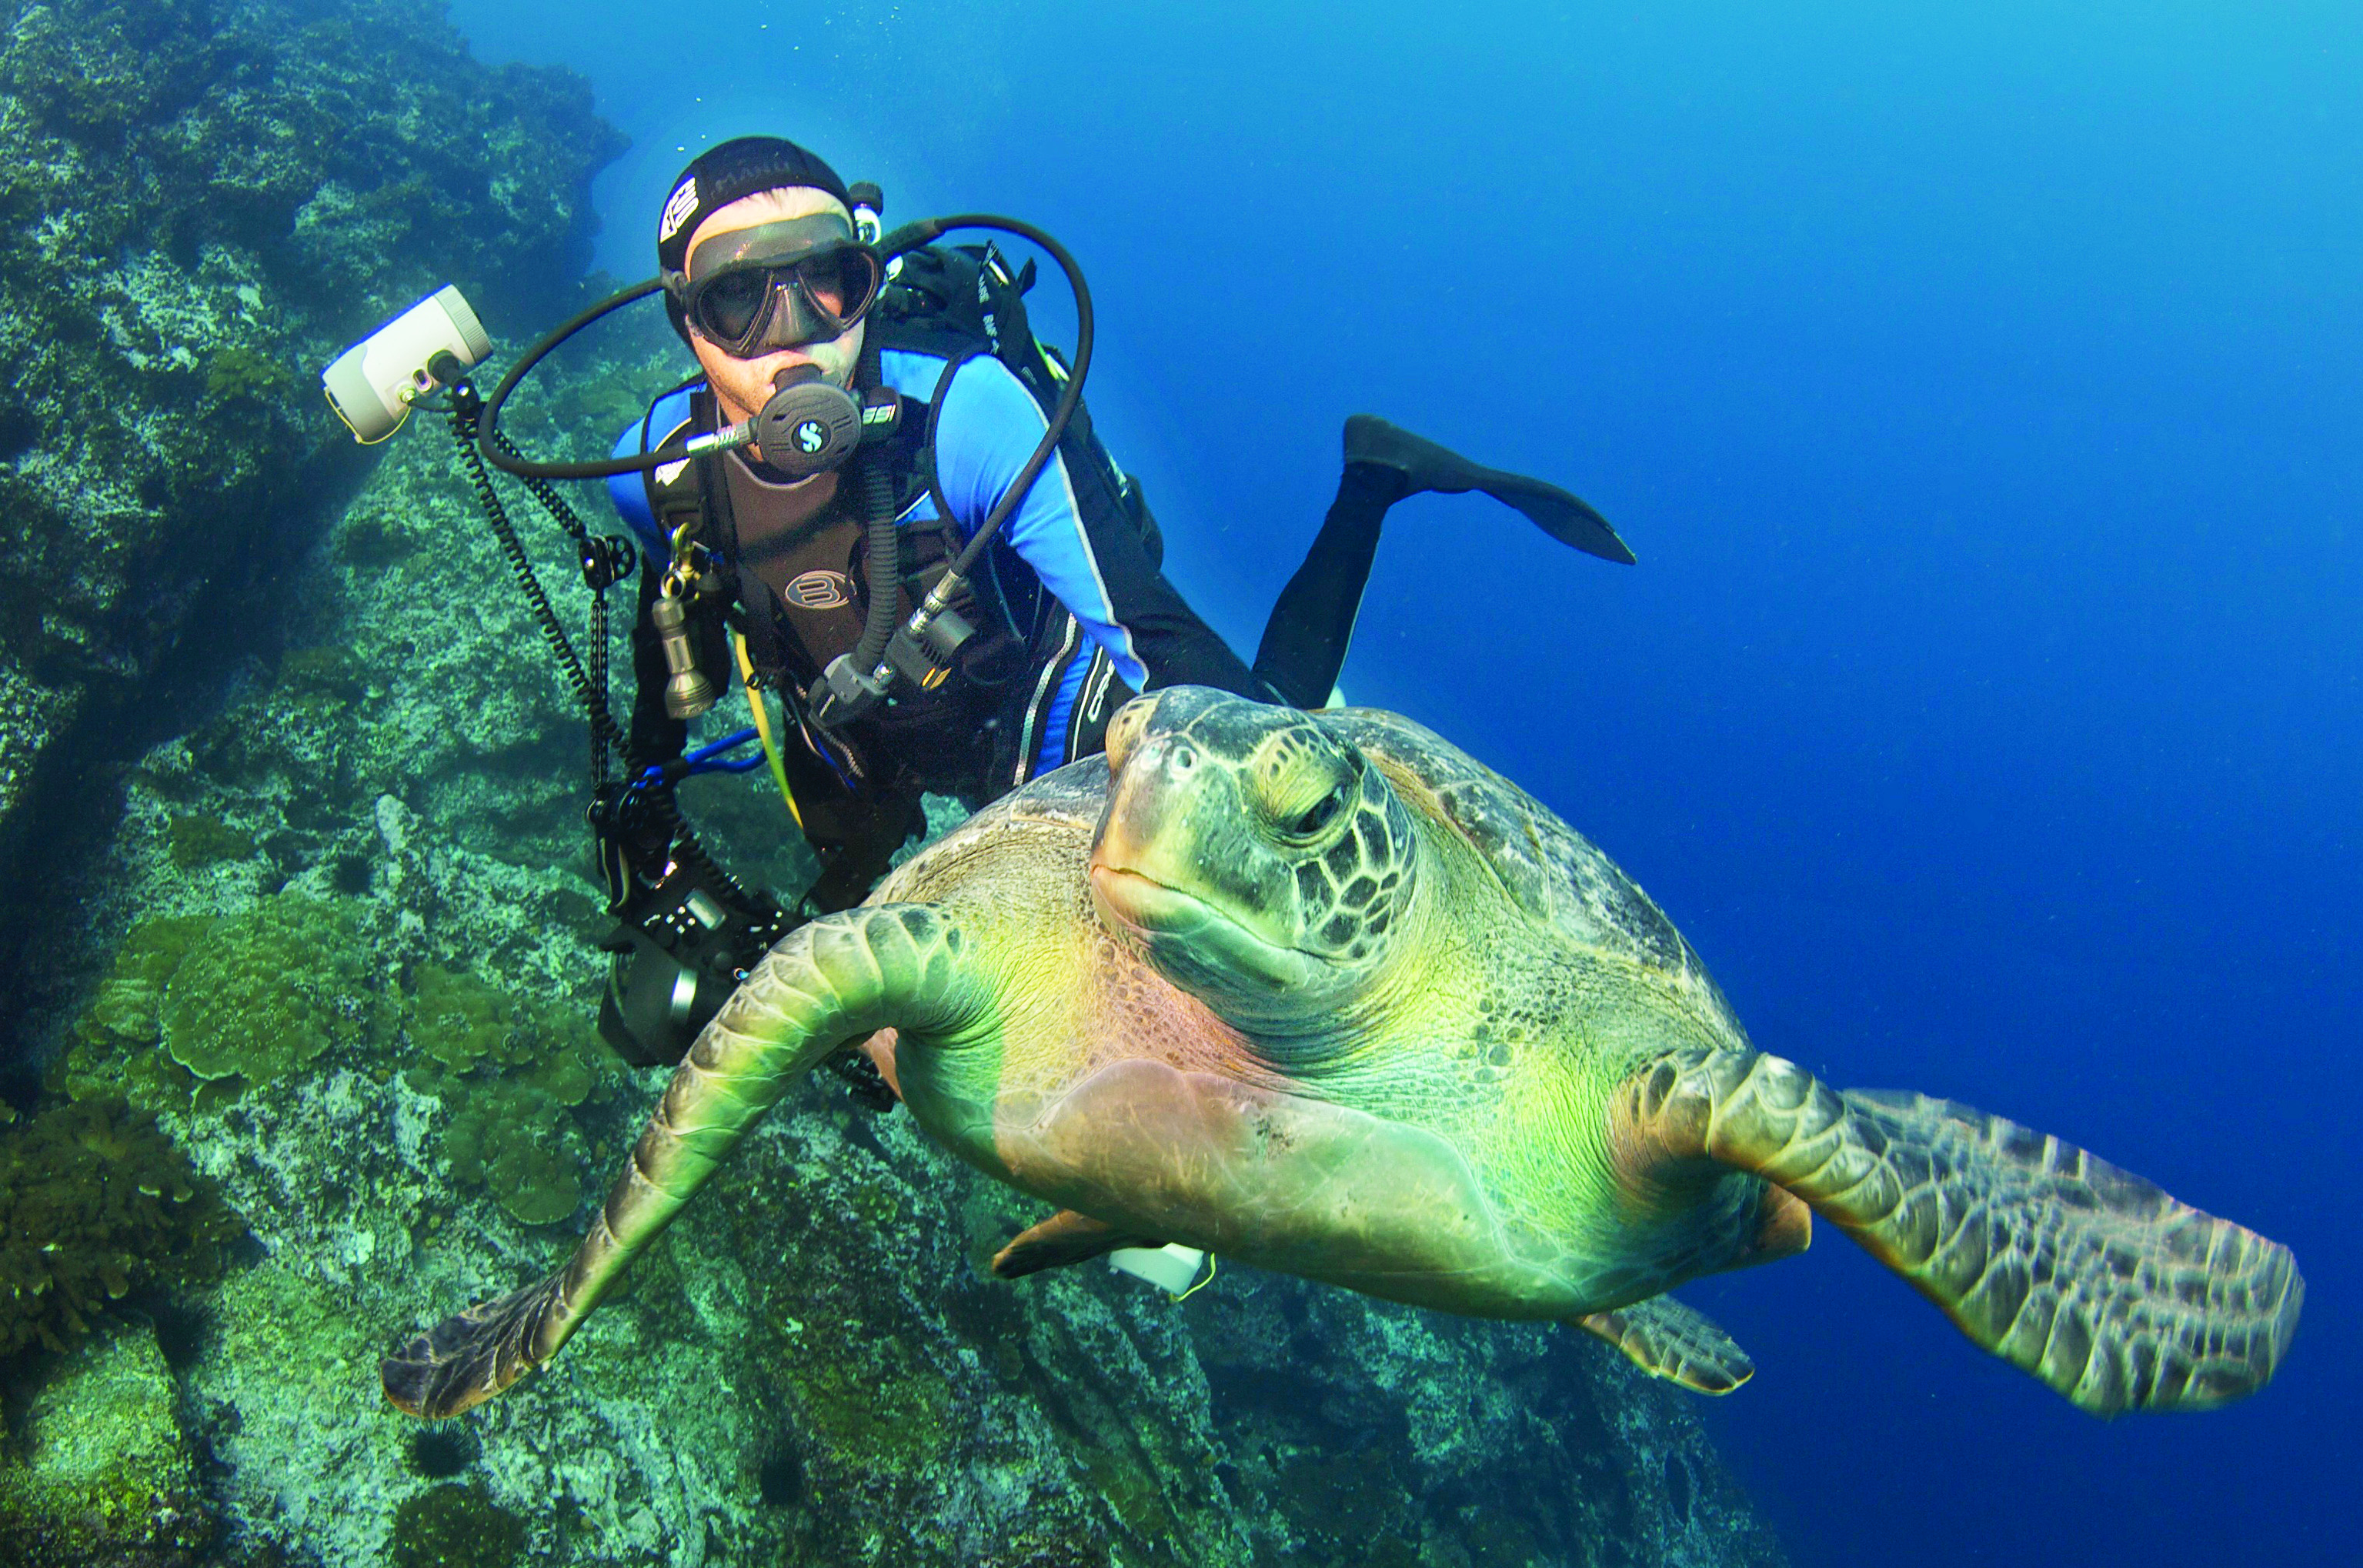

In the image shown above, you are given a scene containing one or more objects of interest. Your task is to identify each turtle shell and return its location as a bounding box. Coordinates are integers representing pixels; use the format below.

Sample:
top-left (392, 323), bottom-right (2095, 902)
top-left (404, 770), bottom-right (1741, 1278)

top-left (1318, 708), bottom-right (1738, 1021)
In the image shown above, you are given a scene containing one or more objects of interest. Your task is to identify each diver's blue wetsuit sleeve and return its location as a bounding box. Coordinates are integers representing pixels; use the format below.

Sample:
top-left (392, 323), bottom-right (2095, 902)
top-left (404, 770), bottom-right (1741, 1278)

top-left (932, 358), bottom-right (1258, 696)
top-left (607, 423), bottom-right (656, 543)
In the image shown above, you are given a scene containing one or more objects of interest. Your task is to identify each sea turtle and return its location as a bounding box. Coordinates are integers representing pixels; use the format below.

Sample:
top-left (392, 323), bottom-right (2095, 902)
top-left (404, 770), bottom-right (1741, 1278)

top-left (383, 686), bottom-right (2302, 1420)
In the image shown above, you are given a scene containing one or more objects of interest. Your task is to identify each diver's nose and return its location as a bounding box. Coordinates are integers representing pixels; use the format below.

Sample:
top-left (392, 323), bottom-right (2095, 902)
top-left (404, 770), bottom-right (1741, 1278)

top-left (1103, 694), bottom-right (1160, 773)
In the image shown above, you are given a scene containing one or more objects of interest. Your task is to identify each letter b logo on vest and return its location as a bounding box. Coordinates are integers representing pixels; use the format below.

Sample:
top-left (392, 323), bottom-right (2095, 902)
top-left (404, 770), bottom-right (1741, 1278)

top-left (785, 570), bottom-right (853, 611)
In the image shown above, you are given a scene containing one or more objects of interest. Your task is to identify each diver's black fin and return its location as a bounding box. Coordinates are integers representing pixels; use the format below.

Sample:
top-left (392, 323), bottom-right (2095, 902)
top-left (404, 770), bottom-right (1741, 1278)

top-left (1344, 413), bottom-right (1637, 565)
top-left (991, 1209), bottom-right (1164, 1279)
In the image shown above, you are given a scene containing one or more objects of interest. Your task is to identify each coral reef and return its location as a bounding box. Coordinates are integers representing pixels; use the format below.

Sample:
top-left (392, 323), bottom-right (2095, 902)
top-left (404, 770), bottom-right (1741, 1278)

top-left (0, 1096), bottom-right (240, 1359)
top-left (160, 896), bottom-right (388, 1084)
top-left (400, 963), bottom-right (619, 1227)
top-left (75, 916), bottom-right (215, 1058)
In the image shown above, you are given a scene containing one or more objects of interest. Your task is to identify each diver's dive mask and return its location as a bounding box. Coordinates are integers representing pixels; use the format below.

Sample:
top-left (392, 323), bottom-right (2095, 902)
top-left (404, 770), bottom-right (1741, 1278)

top-left (665, 212), bottom-right (885, 358)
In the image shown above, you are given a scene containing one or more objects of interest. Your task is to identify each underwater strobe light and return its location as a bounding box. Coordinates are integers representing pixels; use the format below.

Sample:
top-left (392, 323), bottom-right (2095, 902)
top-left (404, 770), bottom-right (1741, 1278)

top-left (321, 285), bottom-right (491, 443)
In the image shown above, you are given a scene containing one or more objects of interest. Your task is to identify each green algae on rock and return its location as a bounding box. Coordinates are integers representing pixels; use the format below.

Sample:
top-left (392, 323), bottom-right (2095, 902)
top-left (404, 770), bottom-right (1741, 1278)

top-left (200, 342), bottom-right (295, 404)
top-left (0, 1323), bottom-right (215, 1566)
top-left (162, 812), bottom-right (257, 872)
top-left (391, 1482), bottom-right (529, 1568)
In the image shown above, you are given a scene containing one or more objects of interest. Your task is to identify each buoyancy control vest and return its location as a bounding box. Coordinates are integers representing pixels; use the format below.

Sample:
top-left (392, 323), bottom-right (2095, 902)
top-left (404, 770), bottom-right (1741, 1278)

top-left (611, 243), bottom-right (1156, 820)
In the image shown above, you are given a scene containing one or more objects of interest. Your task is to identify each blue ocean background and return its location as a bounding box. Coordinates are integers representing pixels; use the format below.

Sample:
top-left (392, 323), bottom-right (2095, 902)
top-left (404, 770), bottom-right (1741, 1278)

top-left (452, 2), bottom-right (2356, 1563)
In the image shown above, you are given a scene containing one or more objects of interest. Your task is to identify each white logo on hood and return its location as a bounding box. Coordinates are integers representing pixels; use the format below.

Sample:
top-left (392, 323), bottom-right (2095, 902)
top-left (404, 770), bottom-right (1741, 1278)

top-left (658, 177), bottom-right (700, 246)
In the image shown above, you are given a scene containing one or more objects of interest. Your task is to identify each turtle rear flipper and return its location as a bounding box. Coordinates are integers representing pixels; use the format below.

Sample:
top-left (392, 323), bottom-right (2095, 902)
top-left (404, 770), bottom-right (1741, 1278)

top-left (1614, 1049), bottom-right (2304, 1416)
top-left (1577, 1296), bottom-right (1754, 1393)
top-left (382, 1272), bottom-right (568, 1420)
top-left (992, 1209), bottom-right (1166, 1279)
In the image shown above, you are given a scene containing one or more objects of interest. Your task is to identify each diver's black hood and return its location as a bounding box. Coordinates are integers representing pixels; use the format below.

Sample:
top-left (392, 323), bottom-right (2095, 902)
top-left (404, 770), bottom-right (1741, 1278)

top-left (656, 135), bottom-right (851, 275)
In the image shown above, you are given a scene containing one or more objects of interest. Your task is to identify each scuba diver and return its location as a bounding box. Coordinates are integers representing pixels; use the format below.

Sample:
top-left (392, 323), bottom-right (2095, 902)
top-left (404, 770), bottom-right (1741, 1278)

top-left (411, 135), bottom-right (1633, 1069)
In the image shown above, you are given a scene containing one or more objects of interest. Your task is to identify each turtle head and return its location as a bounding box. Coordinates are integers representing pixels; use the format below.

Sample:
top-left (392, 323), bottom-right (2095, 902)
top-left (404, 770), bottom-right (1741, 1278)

top-left (1089, 687), bottom-right (1420, 1029)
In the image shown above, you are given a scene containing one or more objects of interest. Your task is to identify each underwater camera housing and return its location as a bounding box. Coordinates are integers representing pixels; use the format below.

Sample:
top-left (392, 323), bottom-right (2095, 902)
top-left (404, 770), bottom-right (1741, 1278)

top-left (595, 852), bottom-right (792, 1069)
top-left (322, 285), bottom-right (491, 442)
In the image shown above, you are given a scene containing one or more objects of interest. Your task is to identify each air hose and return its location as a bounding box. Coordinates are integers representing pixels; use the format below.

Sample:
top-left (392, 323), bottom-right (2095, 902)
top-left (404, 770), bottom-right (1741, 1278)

top-left (875, 213), bottom-right (1093, 589)
top-left (846, 336), bottom-right (902, 685)
top-left (473, 279), bottom-right (669, 482)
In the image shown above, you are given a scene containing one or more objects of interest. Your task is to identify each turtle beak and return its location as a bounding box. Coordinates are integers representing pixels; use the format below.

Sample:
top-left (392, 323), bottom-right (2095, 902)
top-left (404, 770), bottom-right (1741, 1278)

top-left (1088, 863), bottom-right (1310, 994)
top-left (1086, 862), bottom-right (1187, 940)
top-left (1090, 725), bottom-right (1200, 892)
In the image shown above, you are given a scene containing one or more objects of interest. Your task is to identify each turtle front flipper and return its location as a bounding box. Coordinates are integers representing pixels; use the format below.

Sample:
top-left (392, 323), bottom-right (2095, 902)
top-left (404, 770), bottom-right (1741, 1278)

top-left (382, 1274), bottom-right (568, 1419)
top-left (992, 1209), bottom-right (1166, 1279)
top-left (1577, 1296), bottom-right (1754, 1394)
top-left (381, 904), bottom-right (989, 1420)
top-left (1611, 1048), bottom-right (2304, 1416)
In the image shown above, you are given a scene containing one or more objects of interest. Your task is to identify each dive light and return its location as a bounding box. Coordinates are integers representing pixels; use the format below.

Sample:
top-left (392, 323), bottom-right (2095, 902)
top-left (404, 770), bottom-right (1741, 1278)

top-left (321, 285), bottom-right (490, 443)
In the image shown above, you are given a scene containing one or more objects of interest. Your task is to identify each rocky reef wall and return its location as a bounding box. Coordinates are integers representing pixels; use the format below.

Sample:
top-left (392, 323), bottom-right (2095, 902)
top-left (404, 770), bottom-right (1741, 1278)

top-left (0, 0), bottom-right (619, 998)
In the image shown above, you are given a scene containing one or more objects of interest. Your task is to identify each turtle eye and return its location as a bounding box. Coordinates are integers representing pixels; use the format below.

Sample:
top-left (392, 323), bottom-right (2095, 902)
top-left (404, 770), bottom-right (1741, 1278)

top-left (1280, 784), bottom-right (1348, 841)
top-left (1104, 695), bottom-right (1158, 772)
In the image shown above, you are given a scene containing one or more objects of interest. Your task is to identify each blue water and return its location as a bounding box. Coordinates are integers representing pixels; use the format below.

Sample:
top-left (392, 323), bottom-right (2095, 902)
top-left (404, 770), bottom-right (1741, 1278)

top-left (454, 3), bottom-right (2358, 1562)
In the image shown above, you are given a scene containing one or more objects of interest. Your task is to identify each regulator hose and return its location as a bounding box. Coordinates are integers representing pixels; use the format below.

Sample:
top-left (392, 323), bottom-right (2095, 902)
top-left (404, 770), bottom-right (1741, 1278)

top-left (847, 338), bottom-right (903, 682)
top-left (875, 214), bottom-right (1095, 582)
top-left (476, 278), bottom-right (668, 482)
